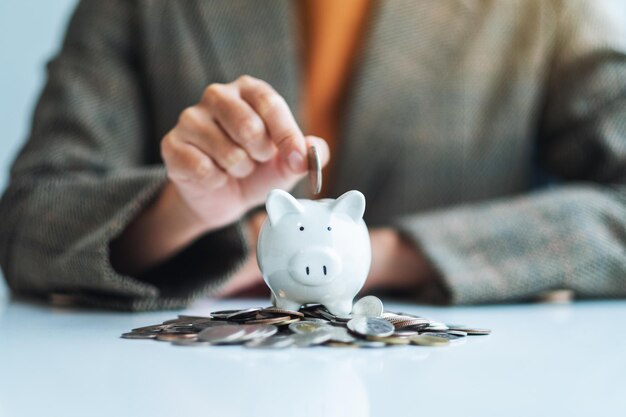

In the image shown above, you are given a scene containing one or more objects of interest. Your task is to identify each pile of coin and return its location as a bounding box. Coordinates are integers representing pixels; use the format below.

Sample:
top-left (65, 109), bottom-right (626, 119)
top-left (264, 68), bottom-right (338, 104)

top-left (121, 296), bottom-right (490, 349)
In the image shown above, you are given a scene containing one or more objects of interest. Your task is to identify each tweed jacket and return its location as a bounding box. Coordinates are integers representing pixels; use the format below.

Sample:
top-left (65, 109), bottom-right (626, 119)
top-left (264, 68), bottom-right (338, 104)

top-left (0, 0), bottom-right (625, 310)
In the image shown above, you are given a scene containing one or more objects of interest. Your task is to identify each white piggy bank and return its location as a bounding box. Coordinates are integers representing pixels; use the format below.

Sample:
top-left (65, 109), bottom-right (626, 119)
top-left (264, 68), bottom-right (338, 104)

top-left (257, 189), bottom-right (372, 317)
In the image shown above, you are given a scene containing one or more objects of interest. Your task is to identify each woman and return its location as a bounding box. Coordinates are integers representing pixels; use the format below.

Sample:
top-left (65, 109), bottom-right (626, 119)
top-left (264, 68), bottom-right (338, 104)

top-left (1, 0), bottom-right (625, 310)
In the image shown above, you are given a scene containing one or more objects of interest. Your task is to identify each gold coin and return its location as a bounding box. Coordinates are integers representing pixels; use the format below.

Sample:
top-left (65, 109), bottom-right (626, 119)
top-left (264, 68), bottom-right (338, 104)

top-left (367, 336), bottom-right (410, 345)
top-left (245, 315), bottom-right (291, 325)
top-left (156, 333), bottom-right (198, 341)
top-left (410, 335), bottom-right (449, 346)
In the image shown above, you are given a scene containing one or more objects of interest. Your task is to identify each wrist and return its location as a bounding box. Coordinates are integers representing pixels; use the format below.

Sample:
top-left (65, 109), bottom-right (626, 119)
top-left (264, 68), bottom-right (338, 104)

top-left (158, 181), bottom-right (208, 239)
top-left (367, 227), bottom-right (436, 291)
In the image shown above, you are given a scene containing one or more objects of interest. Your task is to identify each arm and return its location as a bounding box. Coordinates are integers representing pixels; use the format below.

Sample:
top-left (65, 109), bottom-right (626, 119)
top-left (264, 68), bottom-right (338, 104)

top-left (0, 2), bottom-right (236, 310)
top-left (0, 1), bottom-right (330, 310)
top-left (393, 0), bottom-right (626, 303)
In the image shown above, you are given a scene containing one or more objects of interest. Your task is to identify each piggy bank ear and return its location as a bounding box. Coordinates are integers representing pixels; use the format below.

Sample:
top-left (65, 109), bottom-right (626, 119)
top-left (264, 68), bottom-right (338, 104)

top-left (266, 189), bottom-right (304, 226)
top-left (331, 190), bottom-right (365, 222)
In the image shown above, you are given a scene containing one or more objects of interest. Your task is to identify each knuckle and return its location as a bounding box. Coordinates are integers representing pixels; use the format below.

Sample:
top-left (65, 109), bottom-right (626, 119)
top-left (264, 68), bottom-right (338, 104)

top-left (236, 74), bottom-right (257, 85)
top-left (202, 83), bottom-right (226, 103)
top-left (160, 134), bottom-right (174, 159)
top-left (191, 157), bottom-right (212, 180)
top-left (236, 117), bottom-right (265, 142)
top-left (178, 107), bottom-right (200, 126)
top-left (255, 91), bottom-right (284, 116)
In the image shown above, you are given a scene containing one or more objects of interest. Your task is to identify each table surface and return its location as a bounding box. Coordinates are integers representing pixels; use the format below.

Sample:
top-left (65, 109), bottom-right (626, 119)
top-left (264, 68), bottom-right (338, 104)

top-left (1, 295), bottom-right (624, 417)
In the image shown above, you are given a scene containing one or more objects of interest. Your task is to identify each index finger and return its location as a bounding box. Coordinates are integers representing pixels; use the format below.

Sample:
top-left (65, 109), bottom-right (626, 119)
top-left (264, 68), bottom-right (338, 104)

top-left (237, 75), bottom-right (307, 173)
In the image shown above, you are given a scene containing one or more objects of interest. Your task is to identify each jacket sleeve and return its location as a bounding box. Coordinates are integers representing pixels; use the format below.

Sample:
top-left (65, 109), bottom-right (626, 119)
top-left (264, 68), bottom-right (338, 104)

top-left (394, 0), bottom-right (626, 304)
top-left (0, 1), bottom-right (248, 310)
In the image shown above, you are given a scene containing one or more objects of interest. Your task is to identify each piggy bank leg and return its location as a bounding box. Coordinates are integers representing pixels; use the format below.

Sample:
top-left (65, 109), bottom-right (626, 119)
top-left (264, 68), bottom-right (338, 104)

top-left (324, 300), bottom-right (353, 318)
top-left (273, 296), bottom-right (302, 312)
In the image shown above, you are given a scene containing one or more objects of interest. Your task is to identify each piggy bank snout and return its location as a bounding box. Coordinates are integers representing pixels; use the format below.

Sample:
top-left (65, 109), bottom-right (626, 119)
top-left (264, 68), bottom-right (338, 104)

top-left (288, 247), bottom-right (342, 286)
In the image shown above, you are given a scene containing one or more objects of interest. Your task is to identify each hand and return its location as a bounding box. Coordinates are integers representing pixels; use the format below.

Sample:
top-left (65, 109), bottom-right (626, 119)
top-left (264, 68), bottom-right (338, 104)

top-left (161, 75), bottom-right (329, 232)
top-left (111, 76), bottom-right (328, 276)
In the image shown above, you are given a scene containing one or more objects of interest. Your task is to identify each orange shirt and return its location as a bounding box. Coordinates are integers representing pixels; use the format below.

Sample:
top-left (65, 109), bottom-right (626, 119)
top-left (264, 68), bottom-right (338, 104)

top-left (300, 0), bottom-right (371, 193)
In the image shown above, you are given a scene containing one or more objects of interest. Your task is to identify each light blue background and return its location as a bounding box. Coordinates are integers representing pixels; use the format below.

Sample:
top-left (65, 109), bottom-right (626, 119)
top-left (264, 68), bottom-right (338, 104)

top-left (0, 0), bottom-right (78, 296)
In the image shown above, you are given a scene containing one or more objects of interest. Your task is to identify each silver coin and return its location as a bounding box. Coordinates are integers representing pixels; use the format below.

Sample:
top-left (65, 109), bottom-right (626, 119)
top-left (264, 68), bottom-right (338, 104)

top-left (239, 324), bottom-right (278, 341)
top-left (347, 317), bottom-right (395, 338)
top-left (421, 332), bottom-right (464, 341)
top-left (301, 318), bottom-right (328, 324)
top-left (316, 307), bottom-right (351, 322)
top-left (425, 322), bottom-right (449, 331)
top-left (291, 329), bottom-right (333, 347)
top-left (198, 325), bottom-right (246, 344)
top-left (308, 145), bottom-right (322, 195)
top-left (352, 295), bottom-right (384, 318)
top-left (131, 324), bottom-right (169, 332)
top-left (328, 326), bottom-right (357, 343)
top-left (171, 340), bottom-right (212, 347)
top-left (289, 321), bottom-right (331, 334)
top-left (354, 340), bottom-right (386, 348)
top-left (245, 335), bottom-right (295, 349)
top-left (447, 330), bottom-right (468, 337)
top-left (392, 329), bottom-right (419, 337)
top-left (225, 307), bottom-right (263, 320)
top-left (121, 332), bottom-right (156, 340)
top-left (446, 325), bottom-right (491, 335)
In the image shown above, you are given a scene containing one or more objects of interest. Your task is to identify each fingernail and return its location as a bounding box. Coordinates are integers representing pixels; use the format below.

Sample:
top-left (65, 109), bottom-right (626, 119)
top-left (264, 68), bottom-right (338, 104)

top-left (287, 151), bottom-right (305, 173)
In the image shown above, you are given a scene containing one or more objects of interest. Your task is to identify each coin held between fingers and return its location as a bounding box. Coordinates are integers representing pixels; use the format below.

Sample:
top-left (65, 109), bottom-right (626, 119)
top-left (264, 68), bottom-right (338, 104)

top-left (308, 145), bottom-right (322, 195)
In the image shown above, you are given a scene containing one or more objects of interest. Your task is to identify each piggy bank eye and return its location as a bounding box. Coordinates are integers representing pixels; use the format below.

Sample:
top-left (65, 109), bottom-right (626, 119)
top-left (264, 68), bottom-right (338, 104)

top-left (299, 226), bottom-right (304, 231)
top-left (327, 226), bottom-right (332, 231)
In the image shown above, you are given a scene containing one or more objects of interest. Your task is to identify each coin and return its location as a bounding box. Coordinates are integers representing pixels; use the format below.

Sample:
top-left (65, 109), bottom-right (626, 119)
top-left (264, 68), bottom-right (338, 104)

top-left (261, 307), bottom-right (304, 318)
top-left (122, 304), bottom-right (490, 350)
top-left (367, 336), bottom-right (411, 346)
top-left (171, 340), bottom-right (211, 347)
top-left (446, 325), bottom-right (491, 335)
top-left (289, 321), bottom-right (331, 334)
top-left (292, 329), bottom-right (333, 347)
top-left (245, 335), bottom-right (295, 349)
top-left (225, 307), bottom-right (263, 321)
top-left (410, 335), bottom-right (450, 346)
top-left (324, 342), bottom-right (358, 348)
top-left (354, 340), bottom-right (386, 348)
top-left (421, 332), bottom-right (464, 341)
top-left (131, 324), bottom-right (169, 333)
top-left (308, 145), bottom-right (322, 195)
top-left (347, 317), bottom-right (395, 337)
top-left (392, 329), bottom-right (419, 337)
top-left (120, 332), bottom-right (156, 340)
top-left (328, 326), bottom-right (357, 343)
top-left (192, 320), bottom-right (230, 330)
top-left (246, 315), bottom-right (292, 325)
top-left (198, 325), bottom-right (246, 344)
top-left (352, 295), bottom-right (384, 318)
top-left (239, 324), bottom-right (278, 341)
top-left (389, 318), bottom-right (430, 329)
top-left (156, 333), bottom-right (198, 342)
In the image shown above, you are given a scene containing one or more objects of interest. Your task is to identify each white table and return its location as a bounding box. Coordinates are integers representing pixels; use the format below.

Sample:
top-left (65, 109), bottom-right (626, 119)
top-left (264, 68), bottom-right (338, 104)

top-left (1, 296), bottom-right (624, 417)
